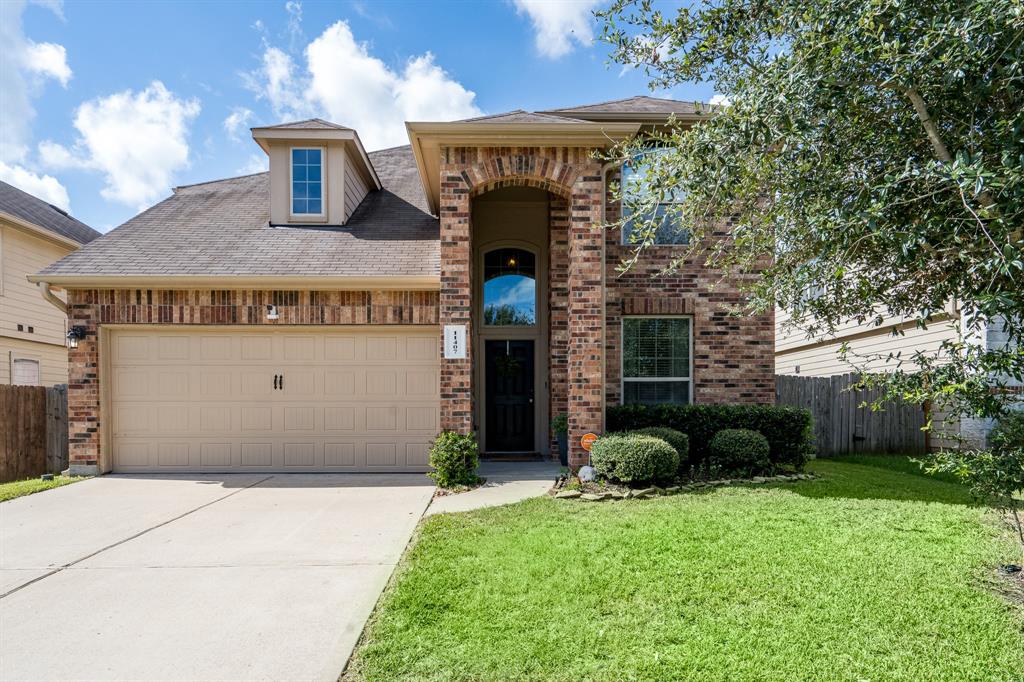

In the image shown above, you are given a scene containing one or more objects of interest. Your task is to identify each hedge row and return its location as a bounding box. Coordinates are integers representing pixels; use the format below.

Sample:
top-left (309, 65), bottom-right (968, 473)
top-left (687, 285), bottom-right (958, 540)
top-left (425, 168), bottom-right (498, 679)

top-left (606, 404), bottom-right (814, 467)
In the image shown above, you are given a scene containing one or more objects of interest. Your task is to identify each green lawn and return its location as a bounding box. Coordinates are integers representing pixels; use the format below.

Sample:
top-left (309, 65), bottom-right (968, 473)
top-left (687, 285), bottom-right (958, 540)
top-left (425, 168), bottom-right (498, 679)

top-left (346, 460), bottom-right (1024, 681)
top-left (0, 475), bottom-right (83, 502)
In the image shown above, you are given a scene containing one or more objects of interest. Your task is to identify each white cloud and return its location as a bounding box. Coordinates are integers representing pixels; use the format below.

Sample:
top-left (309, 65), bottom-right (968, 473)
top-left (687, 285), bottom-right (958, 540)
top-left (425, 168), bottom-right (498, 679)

top-left (247, 20), bottom-right (481, 149)
top-left (0, 0), bottom-right (72, 163)
top-left (223, 107), bottom-right (254, 140)
top-left (40, 81), bottom-right (201, 209)
top-left (512, 0), bottom-right (600, 59)
top-left (238, 154), bottom-right (269, 174)
top-left (0, 161), bottom-right (71, 211)
top-left (709, 94), bottom-right (732, 107)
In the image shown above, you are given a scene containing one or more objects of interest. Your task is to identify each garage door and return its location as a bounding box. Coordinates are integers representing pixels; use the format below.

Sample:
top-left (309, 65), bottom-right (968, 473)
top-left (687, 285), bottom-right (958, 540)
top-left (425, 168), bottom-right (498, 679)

top-left (108, 327), bottom-right (440, 473)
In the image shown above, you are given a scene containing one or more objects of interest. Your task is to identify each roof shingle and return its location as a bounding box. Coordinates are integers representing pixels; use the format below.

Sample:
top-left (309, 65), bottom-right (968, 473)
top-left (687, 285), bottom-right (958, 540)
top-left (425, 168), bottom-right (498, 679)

top-left (0, 181), bottom-right (101, 245)
top-left (38, 146), bottom-right (438, 279)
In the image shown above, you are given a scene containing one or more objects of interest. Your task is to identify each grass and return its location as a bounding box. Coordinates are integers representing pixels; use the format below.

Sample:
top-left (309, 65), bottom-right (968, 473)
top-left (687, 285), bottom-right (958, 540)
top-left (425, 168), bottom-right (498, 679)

top-left (346, 460), bottom-right (1024, 681)
top-left (0, 475), bottom-right (83, 502)
top-left (821, 452), bottom-right (963, 485)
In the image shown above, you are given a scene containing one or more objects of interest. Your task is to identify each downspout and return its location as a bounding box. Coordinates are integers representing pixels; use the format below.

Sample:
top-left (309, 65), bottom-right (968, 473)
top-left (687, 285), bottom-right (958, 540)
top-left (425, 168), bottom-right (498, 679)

top-left (38, 282), bottom-right (67, 315)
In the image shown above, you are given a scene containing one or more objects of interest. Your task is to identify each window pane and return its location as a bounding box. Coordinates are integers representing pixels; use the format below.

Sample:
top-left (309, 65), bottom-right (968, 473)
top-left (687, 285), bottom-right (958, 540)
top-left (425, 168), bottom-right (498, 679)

top-left (624, 380), bottom-right (690, 405)
top-left (622, 317), bottom-right (690, 380)
top-left (306, 199), bottom-right (321, 214)
top-left (292, 149), bottom-right (306, 164)
top-left (292, 198), bottom-right (306, 214)
top-left (483, 248), bottom-right (536, 326)
top-left (293, 165), bottom-right (307, 181)
top-left (292, 182), bottom-right (306, 199)
top-left (306, 163), bottom-right (321, 182)
top-left (306, 149), bottom-right (321, 164)
top-left (307, 182), bottom-right (321, 199)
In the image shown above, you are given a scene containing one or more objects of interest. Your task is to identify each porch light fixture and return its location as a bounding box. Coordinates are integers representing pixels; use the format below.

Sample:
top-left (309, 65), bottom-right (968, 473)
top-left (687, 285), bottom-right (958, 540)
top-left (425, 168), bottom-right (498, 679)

top-left (66, 326), bottom-right (86, 349)
top-left (266, 305), bottom-right (279, 321)
top-left (507, 255), bottom-right (517, 267)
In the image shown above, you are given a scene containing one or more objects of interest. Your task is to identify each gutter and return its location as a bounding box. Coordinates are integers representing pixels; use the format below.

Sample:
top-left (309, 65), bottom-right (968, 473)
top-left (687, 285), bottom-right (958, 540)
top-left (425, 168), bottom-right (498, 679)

top-left (26, 274), bottom-right (441, 291)
top-left (38, 282), bottom-right (67, 315)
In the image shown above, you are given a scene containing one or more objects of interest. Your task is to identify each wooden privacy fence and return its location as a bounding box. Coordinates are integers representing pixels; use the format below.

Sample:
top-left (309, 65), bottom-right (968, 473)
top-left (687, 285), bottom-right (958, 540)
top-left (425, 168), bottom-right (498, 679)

top-left (776, 373), bottom-right (926, 456)
top-left (0, 384), bottom-right (68, 483)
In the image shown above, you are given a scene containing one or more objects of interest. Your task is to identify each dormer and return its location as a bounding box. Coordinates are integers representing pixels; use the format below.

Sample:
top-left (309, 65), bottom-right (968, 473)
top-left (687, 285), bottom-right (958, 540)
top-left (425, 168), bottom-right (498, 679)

top-left (251, 118), bottom-right (381, 226)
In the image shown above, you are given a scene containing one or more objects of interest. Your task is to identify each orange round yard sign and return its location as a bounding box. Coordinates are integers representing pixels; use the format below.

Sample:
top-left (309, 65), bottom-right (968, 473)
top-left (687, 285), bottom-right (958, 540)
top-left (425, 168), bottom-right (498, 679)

top-left (580, 433), bottom-right (599, 451)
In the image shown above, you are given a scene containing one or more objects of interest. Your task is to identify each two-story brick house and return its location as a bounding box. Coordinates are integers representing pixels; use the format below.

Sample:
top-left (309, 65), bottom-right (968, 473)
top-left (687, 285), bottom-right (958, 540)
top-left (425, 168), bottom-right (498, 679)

top-left (31, 96), bottom-right (775, 476)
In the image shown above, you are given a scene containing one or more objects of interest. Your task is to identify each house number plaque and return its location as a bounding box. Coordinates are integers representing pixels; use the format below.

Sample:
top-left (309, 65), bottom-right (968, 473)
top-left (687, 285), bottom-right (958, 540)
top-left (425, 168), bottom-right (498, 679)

top-left (443, 324), bottom-right (467, 359)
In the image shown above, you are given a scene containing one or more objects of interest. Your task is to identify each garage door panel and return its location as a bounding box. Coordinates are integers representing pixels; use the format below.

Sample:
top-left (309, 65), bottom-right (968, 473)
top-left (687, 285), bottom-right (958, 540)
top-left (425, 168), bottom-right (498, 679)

top-left (110, 327), bottom-right (439, 473)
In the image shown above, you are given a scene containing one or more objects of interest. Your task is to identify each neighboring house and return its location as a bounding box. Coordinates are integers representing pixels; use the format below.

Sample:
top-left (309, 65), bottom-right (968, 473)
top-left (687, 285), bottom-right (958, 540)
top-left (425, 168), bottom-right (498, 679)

top-left (32, 96), bottom-right (775, 476)
top-left (0, 182), bottom-right (101, 386)
top-left (776, 302), bottom-right (1020, 449)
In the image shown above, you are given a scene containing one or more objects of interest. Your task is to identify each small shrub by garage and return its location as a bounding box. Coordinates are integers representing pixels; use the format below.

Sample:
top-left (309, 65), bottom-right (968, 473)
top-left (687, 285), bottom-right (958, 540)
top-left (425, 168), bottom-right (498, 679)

top-left (607, 404), bottom-right (814, 468)
top-left (428, 431), bottom-right (481, 488)
top-left (708, 429), bottom-right (771, 477)
top-left (591, 434), bottom-right (679, 485)
top-left (633, 427), bottom-right (690, 471)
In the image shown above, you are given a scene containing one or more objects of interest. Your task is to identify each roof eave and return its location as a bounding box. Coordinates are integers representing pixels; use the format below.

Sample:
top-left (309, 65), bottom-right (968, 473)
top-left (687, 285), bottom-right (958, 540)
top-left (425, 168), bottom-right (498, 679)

top-left (0, 211), bottom-right (85, 250)
top-left (27, 274), bottom-right (441, 291)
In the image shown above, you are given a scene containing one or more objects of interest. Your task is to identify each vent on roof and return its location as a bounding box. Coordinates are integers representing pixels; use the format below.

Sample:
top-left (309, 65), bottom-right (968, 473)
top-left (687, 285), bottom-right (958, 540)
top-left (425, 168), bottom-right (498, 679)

top-left (48, 204), bottom-right (71, 218)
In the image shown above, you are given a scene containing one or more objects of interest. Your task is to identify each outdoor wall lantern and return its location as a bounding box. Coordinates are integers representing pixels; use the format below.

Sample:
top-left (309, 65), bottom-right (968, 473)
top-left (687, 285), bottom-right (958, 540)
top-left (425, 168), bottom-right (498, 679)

top-left (66, 326), bottom-right (86, 349)
top-left (266, 305), bottom-right (280, 321)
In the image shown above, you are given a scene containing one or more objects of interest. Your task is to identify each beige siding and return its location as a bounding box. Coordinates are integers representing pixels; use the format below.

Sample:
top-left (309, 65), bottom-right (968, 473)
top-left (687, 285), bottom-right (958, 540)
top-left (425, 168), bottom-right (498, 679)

top-left (1, 221), bottom-right (72, 385)
top-left (775, 318), bottom-right (960, 377)
top-left (0, 336), bottom-right (68, 385)
top-left (343, 157), bottom-right (370, 221)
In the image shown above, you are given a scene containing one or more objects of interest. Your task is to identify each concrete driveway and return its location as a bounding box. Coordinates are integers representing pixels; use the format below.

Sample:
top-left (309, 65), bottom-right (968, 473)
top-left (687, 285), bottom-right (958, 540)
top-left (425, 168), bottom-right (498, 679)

top-left (0, 474), bottom-right (434, 682)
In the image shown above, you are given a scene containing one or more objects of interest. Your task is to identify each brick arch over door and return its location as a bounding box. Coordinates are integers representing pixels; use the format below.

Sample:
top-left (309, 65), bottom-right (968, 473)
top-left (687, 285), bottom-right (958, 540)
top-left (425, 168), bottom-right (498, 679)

top-left (438, 146), bottom-right (605, 466)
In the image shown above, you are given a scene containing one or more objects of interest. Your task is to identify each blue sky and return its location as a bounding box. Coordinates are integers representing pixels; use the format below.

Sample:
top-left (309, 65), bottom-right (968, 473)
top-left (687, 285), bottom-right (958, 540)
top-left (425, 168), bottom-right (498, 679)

top-left (1, 0), bottom-right (713, 232)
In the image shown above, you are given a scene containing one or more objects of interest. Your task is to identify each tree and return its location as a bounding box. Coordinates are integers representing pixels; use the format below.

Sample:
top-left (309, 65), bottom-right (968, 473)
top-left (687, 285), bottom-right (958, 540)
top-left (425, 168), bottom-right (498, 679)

top-left (597, 0), bottom-right (1023, 550)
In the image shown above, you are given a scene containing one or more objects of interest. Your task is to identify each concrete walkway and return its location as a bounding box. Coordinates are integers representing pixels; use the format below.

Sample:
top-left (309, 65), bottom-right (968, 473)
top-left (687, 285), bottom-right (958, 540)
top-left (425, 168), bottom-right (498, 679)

top-left (425, 460), bottom-right (560, 516)
top-left (0, 473), bottom-right (434, 682)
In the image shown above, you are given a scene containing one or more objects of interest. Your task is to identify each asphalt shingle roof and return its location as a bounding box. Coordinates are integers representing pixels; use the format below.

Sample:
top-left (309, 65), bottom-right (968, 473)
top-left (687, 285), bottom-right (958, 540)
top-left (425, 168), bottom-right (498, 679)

top-left (38, 145), bottom-right (438, 279)
top-left (541, 95), bottom-right (708, 115)
top-left (0, 181), bottom-right (101, 245)
top-left (257, 118), bottom-right (354, 131)
top-left (458, 110), bottom-right (589, 124)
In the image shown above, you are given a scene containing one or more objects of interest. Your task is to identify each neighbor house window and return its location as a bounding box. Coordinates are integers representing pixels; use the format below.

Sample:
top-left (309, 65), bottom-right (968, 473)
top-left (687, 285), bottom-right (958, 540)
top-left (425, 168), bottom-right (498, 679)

top-left (483, 248), bottom-right (536, 326)
top-left (622, 317), bottom-right (692, 405)
top-left (12, 357), bottom-right (40, 386)
top-left (291, 148), bottom-right (323, 216)
top-left (621, 147), bottom-right (688, 246)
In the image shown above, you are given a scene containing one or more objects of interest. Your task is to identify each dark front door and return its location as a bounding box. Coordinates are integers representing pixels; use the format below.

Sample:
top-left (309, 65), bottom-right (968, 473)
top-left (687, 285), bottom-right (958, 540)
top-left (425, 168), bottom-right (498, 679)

top-left (485, 340), bottom-right (535, 452)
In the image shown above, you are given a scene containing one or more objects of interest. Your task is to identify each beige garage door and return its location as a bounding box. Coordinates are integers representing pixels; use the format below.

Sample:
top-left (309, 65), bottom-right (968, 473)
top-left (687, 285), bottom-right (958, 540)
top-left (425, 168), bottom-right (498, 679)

top-left (108, 327), bottom-right (440, 473)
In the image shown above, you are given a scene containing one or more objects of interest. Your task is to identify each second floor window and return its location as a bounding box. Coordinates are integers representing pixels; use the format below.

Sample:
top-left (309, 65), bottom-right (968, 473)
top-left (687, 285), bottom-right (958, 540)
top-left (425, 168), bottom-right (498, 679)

top-left (621, 147), bottom-right (688, 246)
top-left (291, 148), bottom-right (323, 216)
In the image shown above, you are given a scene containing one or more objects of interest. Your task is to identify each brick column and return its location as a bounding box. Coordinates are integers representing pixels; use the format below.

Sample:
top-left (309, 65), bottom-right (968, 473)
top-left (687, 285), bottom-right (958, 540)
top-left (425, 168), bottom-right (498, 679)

top-left (439, 147), bottom-right (474, 433)
top-left (547, 195), bottom-right (570, 451)
top-left (67, 289), bottom-right (101, 474)
top-left (567, 169), bottom-right (605, 466)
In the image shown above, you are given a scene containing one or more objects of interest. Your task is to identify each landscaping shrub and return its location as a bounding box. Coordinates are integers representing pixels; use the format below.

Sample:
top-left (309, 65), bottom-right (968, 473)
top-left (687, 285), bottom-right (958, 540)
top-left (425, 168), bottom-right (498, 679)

top-left (990, 410), bottom-right (1024, 453)
top-left (607, 404), bottom-right (814, 468)
top-left (428, 431), bottom-right (481, 488)
top-left (634, 427), bottom-right (690, 471)
top-left (708, 429), bottom-right (771, 477)
top-left (590, 434), bottom-right (679, 484)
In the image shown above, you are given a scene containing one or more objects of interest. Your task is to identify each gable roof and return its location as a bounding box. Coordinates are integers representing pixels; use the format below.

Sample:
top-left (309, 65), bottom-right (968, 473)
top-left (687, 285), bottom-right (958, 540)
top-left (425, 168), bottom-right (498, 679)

top-left (0, 181), bottom-right (101, 246)
top-left (33, 146), bottom-right (438, 285)
top-left (541, 95), bottom-right (714, 120)
top-left (458, 110), bottom-right (589, 124)
top-left (258, 118), bottom-right (354, 131)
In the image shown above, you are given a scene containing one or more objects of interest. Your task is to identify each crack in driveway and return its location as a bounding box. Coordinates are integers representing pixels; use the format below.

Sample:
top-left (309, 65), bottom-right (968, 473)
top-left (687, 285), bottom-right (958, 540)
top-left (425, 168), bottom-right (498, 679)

top-left (0, 474), bottom-right (275, 599)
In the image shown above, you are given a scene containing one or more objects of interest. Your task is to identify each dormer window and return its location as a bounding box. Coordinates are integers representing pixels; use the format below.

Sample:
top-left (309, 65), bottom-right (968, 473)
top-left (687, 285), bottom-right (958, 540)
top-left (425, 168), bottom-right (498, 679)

top-left (291, 147), bottom-right (323, 216)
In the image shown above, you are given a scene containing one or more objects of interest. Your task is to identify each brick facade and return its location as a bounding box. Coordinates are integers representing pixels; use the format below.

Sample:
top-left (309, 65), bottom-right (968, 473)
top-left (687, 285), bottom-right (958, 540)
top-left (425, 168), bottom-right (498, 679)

top-left (64, 288), bottom-right (439, 472)
top-left (439, 147), bottom-right (605, 465)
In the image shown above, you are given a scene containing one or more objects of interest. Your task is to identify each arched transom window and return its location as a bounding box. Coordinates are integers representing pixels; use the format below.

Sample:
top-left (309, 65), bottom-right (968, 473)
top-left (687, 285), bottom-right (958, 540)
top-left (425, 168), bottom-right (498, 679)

top-left (483, 248), bottom-right (536, 326)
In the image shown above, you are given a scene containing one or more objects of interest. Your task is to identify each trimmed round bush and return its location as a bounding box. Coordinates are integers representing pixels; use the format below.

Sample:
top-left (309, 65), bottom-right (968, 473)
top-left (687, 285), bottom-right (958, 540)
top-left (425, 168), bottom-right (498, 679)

top-left (590, 434), bottom-right (679, 484)
top-left (634, 427), bottom-right (689, 471)
top-left (708, 428), bottom-right (771, 477)
top-left (428, 431), bottom-right (480, 488)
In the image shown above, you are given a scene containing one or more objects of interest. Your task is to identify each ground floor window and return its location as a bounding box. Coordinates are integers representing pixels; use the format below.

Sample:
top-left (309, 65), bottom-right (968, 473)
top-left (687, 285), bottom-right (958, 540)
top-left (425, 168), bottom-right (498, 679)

top-left (622, 316), bottom-right (692, 405)
top-left (12, 357), bottom-right (40, 386)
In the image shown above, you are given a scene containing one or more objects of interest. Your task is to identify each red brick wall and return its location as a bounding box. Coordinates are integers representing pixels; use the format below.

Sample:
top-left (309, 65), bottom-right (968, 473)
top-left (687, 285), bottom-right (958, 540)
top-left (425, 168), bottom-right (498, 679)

top-left (603, 182), bottom-right (775, 406)
top-left (65, 288), bottom-right (439, 470)
top-left (547, 196), bottom-right (569, 452)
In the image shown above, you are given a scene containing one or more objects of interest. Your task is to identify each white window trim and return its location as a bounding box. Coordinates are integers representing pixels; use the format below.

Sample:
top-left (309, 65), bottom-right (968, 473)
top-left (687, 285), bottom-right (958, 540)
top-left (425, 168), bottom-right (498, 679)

top-left (289, 146), bottom-right (326, 220)
top-left (620, 315), bottom-right (694, 405)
